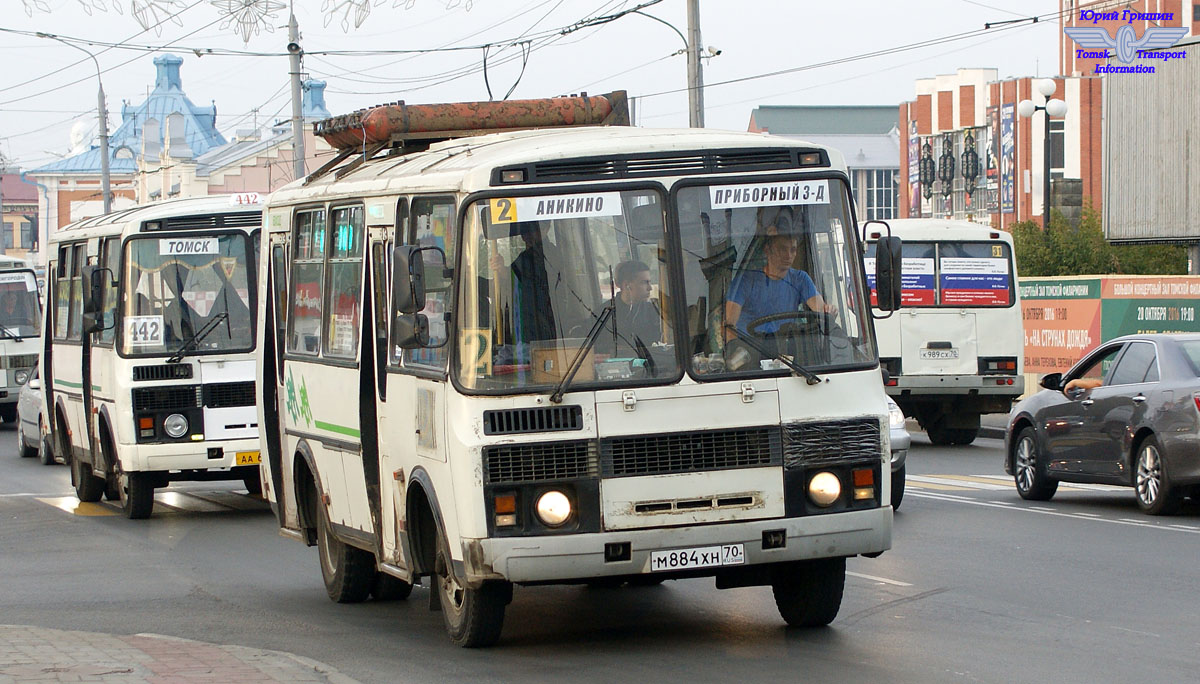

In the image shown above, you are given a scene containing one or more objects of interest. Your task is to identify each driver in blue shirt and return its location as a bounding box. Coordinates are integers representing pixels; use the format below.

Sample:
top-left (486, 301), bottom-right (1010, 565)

top-left (723, 229), bottom-right (835, 346)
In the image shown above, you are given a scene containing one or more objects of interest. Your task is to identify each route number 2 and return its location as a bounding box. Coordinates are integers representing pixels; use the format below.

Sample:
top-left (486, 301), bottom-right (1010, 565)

top-left (490, 198), bottom-right (516, 224)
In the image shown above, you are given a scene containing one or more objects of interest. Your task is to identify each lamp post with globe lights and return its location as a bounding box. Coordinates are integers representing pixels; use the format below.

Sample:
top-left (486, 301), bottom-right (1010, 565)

top-left (1018, 79), bottom-right (1068, 229)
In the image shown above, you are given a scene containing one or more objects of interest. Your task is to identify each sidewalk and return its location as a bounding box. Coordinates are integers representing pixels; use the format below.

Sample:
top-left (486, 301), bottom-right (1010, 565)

top-left (0, 626), bottom-right (360, 684)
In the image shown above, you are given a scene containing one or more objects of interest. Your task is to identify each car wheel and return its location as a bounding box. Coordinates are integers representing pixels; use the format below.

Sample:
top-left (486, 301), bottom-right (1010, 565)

top-left (1013, 427), bottom-right (1058, 501)
top-left (891, 463), bottom-right (905, 510)
top-left (316, 500), bottom-right (375, 603)
top-left (771, 557), bottom-right (845, 627)
top-left (117, 465), bottom-right (155, 519)
top-left (434, 527), bottom-right (510, 647)
top-left (17, 420), bottom-right (37, 458)
top-left (1134, 437), bottom-right (1183, 516)
top-left (0, 405), bottom-right (17, 428)
top-left (39, 433), bottom-right (55, 466)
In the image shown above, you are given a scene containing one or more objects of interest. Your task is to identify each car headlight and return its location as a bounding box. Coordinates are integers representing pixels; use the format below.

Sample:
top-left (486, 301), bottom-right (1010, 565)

top-left (808, 471), bottom-right (842, 507)
top-left (163, 413), bottom-right (189, 438)
top-left (888, 399), bottom-right (906, 429)
top-left (535, 490), bottom-right (572, 526)
top-left (14, 370), bottom-right (28, 386)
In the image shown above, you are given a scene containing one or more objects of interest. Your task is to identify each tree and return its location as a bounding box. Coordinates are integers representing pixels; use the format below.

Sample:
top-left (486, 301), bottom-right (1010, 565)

top-left (1011, 204), bottom-right (1186, 277)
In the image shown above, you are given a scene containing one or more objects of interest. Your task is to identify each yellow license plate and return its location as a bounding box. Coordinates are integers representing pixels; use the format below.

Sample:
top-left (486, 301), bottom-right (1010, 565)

top-left (235, 451), bottom-right (261, 466)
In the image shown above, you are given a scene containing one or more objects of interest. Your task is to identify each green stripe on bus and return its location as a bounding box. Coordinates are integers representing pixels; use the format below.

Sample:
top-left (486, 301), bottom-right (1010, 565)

top-left (314, 420), bottom-right (361, 438)
top-left (54, 379), bottom-right (83, 389)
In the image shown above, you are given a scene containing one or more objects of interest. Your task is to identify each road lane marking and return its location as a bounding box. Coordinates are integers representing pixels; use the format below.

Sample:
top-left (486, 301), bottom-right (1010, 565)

top-left (847, 571), bottom-right (912, 587)
top-left (907, 481), bottom-right (975, 491)
top-left (909, 491), bottom-right (1200, 534)
top-left (1169, 524), bottom-right (1198, 530)
top-left (34, 496), bottom-right (119, 517)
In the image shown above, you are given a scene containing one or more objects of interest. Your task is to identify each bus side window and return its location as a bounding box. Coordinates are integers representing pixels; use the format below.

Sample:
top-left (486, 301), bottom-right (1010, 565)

top-left (54, 246), bottom-right (71, 340)
top-left (66, 244), bottom-right (85, 341)
top-left (98, 238), bottom-right (119, 345)
top-left (324, 205), bottom-right (365, 359)
top-left (288, 209), bottom-right (326, 355)
top-left (404, 197), bottom-right (454, 369)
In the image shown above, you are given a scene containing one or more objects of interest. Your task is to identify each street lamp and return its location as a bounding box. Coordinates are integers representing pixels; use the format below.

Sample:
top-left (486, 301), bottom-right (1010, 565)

top-left (37, 32), bottom-right (111, 215)
top-left (1018, 79), bottom-right (1068, 229)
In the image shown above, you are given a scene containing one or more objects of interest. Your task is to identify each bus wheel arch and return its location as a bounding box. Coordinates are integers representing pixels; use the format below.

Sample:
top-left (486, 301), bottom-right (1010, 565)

top-left (292, 442), bottom-right (320, 546)
top-left (97, 411), bottom-right (120, 501)
top-left (405, 477), bottom-right (439, 581)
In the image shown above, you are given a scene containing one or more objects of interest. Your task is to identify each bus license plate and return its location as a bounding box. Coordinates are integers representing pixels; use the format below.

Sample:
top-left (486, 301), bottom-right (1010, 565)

top-left (649, 544), bottom-right (745, 572)
top-left (235, 451), bottom-right (261, 466)
top-left (920, 348), bottom-right (959, 360)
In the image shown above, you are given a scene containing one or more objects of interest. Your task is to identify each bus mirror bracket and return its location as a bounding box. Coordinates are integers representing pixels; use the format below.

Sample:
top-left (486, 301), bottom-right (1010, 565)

top-left (81, 265), bottom-right (115, 333)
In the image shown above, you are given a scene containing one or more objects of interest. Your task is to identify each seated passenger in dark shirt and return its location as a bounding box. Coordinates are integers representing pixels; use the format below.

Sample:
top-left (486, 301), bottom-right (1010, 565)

top-left (597, 260), bottom-right (662, 357)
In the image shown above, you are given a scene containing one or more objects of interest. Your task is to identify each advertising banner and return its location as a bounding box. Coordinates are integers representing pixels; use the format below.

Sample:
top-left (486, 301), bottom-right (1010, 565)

top-left (940, 257), bottom-right (1011, 305)
top-left (1000, 104), bottom-right (1015, 214)
top-left (909, 120), bottom-right (921, 216)
top-left (1019, 277), bottom-right (1102, 373)
top-left (985, 106), bottom-right (999, 214)
top-left (1100, 277), bottom-right (1200, 339)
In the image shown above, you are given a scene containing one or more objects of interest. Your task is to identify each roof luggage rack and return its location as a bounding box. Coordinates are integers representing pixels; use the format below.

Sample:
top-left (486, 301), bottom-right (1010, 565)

top-left (304, 90), bottom-right (629, 185)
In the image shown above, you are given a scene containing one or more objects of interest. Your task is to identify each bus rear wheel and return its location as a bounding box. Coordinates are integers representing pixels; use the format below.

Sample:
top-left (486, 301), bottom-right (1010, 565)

top-left (71, 453), bottom-right (105, 503)
top-left (434, 529), bottom-right (510, 647)
top-left (771, 557), bottom-right (846, 627)
top-left (315, 501), bottom-right (374, 603)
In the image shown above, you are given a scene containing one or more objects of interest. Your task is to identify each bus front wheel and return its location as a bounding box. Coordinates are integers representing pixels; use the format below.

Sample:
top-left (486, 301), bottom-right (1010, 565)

top-left (117, 467), bottom-right (155, 519)
top-left (434, 528), bottom-right (510, 648)
top-left (771, 557), bottom-right (845, 628)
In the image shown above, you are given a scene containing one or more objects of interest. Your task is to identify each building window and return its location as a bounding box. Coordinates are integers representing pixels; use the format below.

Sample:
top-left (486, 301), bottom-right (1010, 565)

top-left (1, 225), bottom-right (11, 251)
top-left (19, 221), bottom-right (33, 250)
top-left (865, 169), bottom-right (896, 220)
top-left (1049, 119), bottom-right (1065, 180)
top-left (1194, 3), bottom-right (1199, 22)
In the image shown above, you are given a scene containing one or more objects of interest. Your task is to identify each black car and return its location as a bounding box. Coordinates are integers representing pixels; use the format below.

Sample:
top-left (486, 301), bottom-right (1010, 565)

top-left (1005, 333), bottom-right (1200, 515)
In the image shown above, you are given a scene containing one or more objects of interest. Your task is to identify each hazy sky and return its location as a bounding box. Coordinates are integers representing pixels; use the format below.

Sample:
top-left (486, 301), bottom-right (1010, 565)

top-left (0, 0), bottom-right (1061, 170)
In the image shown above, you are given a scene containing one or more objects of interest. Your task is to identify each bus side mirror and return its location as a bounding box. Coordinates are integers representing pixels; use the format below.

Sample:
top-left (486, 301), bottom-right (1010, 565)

top-left (874, 236), bottom-right (903, 312)
top-left (393, 313), bottom-right (430, 349)
top-left (80, 265), bottom-right (114, 333)
top-left (392, 245), bottom-right (433, 315)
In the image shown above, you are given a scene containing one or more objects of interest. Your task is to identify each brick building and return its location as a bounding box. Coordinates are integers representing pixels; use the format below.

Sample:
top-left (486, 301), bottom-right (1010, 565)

top-left (897, 68), bottom-right (1103, 230)
top-left (0, 172), bottom-right (38, 261)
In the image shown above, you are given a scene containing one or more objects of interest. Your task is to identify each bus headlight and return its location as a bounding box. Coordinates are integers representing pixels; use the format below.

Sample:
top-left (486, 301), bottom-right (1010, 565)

top-left (14, 369), bottom-right (28, 385)
top-left (535, 490), bottom-right (572, 526)
top-left (163, 413), bottom-right (189, 439)
top-left (888, 399), bottom-right (906, 429)
top-left (808, 472), bottom-right (841, 507)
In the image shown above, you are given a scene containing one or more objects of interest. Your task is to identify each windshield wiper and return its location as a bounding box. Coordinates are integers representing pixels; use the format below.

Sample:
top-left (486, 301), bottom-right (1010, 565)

top-left (0, 323), bottom-right (23, 342)
top-left (166, 313), bottom-right (228, 364)
top-left (726, 325), bottom-right (822, 385)
top-left (549, 302), bottom-right (614, 404)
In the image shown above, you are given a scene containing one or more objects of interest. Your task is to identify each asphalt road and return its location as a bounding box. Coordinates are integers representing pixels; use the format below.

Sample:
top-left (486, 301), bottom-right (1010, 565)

top-left (2, 425), bottom-right (1198, 684)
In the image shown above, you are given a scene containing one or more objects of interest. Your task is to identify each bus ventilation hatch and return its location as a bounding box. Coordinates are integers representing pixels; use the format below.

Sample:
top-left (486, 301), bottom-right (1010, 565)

top-left (483, 405), bottom-right (583, 435)
top-left (133, 364), bottom-right (194, 381)
top-left (501, 148), bottom-right (817, 185)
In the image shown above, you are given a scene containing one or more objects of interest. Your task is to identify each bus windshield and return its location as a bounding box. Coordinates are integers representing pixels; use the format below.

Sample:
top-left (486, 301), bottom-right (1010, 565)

top-left (456, 188), bottom-right (679, 392)
top-left (0, 271), bottom-right (40, 337)
top-left (677, 178), bottom-right (875, 378)
top-left (121, 233), bottom-right (254, 356)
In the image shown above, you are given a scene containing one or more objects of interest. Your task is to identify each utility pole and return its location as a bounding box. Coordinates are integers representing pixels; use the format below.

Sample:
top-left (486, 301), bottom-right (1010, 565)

top-left (685, 0), bottom-right (704, 128)
top-left (287, 9), bottom-right (306, 182)
top-left (98, 78), bottom-right (111, 214)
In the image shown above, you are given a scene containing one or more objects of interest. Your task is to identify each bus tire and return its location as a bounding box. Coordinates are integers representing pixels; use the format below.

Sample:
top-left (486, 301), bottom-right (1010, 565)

top-left (947, 428), bottom-right (979, 445)
top-left (243, 470), bottom-right (263, 497)
top-left (118, 468), bottom-right (155, 519)
top-left (71, 452), bottom-right (105, 503)
top-left (316, 501), bottom-right (374, 603)
top-left (371, 572), bottom-right (414, 601)
top-left (435, 529), bottom-right (509, 648)
top-left (771, 557), bottom-right (845, 628)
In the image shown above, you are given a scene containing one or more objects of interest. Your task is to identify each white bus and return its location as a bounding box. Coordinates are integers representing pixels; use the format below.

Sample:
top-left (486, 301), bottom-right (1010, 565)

top-left (865, 219), bottom-right (1023, 445)
top-left (0, 255), bottom-right (41, 426)
top-left (44, 195), bottom-right (263, 518)
top-left (257, 93), bottom-right (902, 647)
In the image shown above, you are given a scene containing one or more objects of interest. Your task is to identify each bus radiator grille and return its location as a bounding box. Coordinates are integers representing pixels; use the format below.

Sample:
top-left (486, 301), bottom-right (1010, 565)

top-left (202, 381), bottom-right (256, 409)
top-left (131, 385), bottom-right (202, 413)
top-left (600, 427), bottom-right (782, 478)
top-left (484, 440), bottom-right (598, 484)
top-left (782, 418), bottom-right (882, 468)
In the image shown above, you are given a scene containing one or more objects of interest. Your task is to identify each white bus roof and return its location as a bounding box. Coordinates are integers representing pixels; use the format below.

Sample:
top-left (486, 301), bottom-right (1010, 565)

top-left (868, 218), bottom-right (1011, 243)
top-left (268, 126), bottom-right (848, 207)
top-left (52, 195), bottom-right (263, 242)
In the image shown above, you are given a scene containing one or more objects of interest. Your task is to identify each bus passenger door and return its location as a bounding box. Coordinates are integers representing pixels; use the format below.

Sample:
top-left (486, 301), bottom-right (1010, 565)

top-left (263, 235), bottom-right (294, 527)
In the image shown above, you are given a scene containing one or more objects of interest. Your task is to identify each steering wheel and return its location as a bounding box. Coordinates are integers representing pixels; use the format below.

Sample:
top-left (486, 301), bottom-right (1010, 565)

top-left (745, 310), bottom-right (831, 338)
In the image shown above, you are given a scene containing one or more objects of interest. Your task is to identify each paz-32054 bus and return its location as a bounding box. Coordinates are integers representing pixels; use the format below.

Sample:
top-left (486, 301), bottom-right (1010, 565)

top-left (256, 92), bottom-right (903, 647)
top-left (45, 195), bottom-right (262, 518)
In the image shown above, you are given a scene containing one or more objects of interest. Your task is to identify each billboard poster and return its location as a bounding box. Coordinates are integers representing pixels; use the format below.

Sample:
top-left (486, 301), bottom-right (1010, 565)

top-left (865, 256), bottom-right (936, 306)
top-left (1019, 277), bottom-right (1102, 373)
top-left (940, 257), bottom-right (1011, 305)
top-left (908, 120), bottom-right (920, 216)
top-left (984, 108), bottom-right (999, 213)
top-left (1100, 277), bottom-right (1200, 339)
top-left (1000, 104), bottom-right (1015, 214)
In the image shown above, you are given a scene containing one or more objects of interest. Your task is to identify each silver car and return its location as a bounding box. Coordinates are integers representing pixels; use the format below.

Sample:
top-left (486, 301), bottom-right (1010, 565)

top-left (15, 365), bottom-right (51, 465)
top-left (889, 398), bottom-right (909, 510)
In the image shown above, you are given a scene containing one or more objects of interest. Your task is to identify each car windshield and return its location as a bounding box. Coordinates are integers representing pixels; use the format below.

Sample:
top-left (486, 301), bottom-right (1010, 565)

top-left (456, 188), bottom-right (680, 392)
top-left (0, 271), bottom-right (40, 337)
top-left (122, 233), bottom-right (254, 356)
top-left (676, 178), bottom-right (875, 378)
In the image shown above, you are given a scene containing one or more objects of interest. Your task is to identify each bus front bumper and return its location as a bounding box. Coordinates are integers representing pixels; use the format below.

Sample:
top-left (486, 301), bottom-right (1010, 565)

top-left (121, 438), bottom-right (262, 475)
top-left (468, 507), bottom-right (892, 584)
